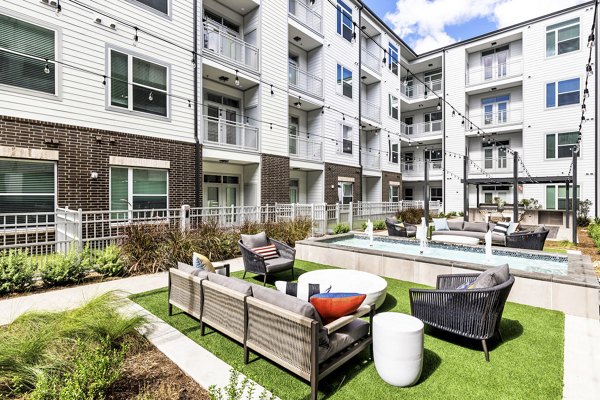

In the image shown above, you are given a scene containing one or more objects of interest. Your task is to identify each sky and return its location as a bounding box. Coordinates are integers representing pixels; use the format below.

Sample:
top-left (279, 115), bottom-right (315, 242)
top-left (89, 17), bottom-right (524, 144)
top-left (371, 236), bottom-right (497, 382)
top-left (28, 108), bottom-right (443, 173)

top-left (362, 0), bottom-right (589, 53)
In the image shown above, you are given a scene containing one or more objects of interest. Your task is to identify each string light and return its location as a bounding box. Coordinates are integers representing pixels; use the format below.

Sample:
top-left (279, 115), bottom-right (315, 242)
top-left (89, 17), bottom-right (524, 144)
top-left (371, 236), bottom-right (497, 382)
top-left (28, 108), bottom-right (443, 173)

top-left (234, 70), bottom-right (240, 86)
top-left (270, 84), bottom-right (274, 95)
top-left (148, 92), bottom-right (153, 101)
top-left (44, 59), bottom-right (50, 74)
top-left (133, 27), bottom-right (139, 45)
top-left (436, 100), bottom-right (441, 111)
top-left (102, 75), bottom-right (106, 85)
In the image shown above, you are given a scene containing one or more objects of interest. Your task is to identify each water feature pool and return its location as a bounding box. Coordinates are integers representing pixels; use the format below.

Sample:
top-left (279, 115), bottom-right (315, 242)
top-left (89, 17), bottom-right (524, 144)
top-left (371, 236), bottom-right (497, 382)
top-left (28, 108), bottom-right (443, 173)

top-left (326, 235), bottom-right (569, 276)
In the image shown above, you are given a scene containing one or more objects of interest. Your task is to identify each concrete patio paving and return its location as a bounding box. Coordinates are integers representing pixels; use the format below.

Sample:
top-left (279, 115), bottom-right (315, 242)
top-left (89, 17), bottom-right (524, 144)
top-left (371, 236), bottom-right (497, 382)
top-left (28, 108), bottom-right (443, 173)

top-left (0, 258), bottom-right (597, 400)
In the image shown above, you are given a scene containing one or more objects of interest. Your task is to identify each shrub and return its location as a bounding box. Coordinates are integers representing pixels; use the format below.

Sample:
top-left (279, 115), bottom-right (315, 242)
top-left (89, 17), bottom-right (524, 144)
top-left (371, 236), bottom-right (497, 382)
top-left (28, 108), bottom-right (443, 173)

top-left (588, 223), bottom-right (600, 249)
top-left (577, 216), bottom-right (591, 227)
top-left (373, 220), bottom-right (386, 230)
top-left (0, 249), bottom-right (35, 295)
top-left (261, 217), bottom-right (313, 246)
top-left (445, 211), bottom-right (458, 218)
top-left (94, 245), bottom-right (125, 277)
top-left (209, 369), bottom-right (272, 400)
top-left (333, 223), bottom-right (350, 234)
top-left (40, 246), bottom-right (86, 286)
top-left (396, 208), bottom-right (424, 224)
top-left (458, 211), bottom-right (465, 217)
top-left (578, 199), bottom-right (593, 227)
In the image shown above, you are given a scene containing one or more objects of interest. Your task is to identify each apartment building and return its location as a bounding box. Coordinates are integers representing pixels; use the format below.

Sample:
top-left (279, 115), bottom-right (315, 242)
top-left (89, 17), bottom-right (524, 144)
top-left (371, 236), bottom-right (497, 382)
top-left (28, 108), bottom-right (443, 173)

top-left (0, 0), bottom-right (597, 222)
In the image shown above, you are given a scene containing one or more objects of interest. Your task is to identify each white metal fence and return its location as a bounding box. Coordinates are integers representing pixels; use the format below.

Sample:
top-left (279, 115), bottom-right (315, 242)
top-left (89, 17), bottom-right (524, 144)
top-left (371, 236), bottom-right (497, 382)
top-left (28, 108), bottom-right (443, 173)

top-left (0, 201), bottom-right (442, 262)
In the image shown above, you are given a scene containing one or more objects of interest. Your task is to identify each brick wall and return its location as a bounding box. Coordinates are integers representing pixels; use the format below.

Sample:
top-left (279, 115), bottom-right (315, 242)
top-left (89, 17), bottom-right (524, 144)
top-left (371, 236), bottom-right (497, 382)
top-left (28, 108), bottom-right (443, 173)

top-left (0, 116), bottom-right (199, 211)
top-left (324, 163), bottom-right (362, 204)
top-left (260, 153), bottom-right (290, 205)
top-left (382, 171), bottom-right (402, 201)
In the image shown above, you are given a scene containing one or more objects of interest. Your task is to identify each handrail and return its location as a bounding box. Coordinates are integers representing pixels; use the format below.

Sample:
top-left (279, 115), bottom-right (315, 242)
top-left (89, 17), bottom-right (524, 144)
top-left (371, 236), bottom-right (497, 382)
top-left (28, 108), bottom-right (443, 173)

top-left (466, 58), bottom-right (523, 86)
top-left (288, 63), bottom-right (323, 98)
top-left (400, 79), bottom-right (442, 100)
top-left (361, 46), bottom-right (381, 73)
top-left (467, 108), bottom-right (523, 128)
top-left (289, 134), bottom-right (323, 161)
top-left (202, 23), bottom-right (259, 71)
top-left (361, 99), bottom-right (381, 122)
top-left (202, 115), bottom-right (259, 150)
top-left (401, 120), bottom-right (444, 137)
top-left (288, 0), bottom-right (322, 33)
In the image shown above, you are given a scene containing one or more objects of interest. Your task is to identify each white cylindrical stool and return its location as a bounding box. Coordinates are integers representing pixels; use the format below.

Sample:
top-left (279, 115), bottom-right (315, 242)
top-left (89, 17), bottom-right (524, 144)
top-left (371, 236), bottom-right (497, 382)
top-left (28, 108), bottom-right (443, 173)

top-left (373, 312), bottom-right (424, 387)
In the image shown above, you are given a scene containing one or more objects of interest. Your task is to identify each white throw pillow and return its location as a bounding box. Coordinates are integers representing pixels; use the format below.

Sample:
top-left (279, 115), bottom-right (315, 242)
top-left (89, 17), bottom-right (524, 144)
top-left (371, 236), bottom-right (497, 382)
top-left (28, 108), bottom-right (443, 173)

top-left (433, 218), bottom-right (449, 231)
top-left (493, 221), bottom-right (511, 236)
top-left (275, 281), bottom-right (331, 302)
top-left (507, 222), bottom-right (519, 235)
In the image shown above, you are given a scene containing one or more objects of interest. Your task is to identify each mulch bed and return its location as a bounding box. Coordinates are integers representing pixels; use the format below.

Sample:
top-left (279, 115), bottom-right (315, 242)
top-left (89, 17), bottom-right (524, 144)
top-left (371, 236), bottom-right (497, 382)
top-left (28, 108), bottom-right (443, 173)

top-left (108, 339), bottom-right (209, 400)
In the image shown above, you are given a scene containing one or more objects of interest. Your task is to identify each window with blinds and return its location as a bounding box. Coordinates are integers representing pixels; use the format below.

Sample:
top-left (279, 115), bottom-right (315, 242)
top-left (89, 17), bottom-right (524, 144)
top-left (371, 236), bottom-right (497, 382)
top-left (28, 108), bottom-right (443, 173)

top-left (0, 159), bottom-right (55, 214)
top-left (133, 0), bottom-right (169, 15)
top-left (110, 167), bottom-right (168, 215)
top-left (0, 14), bottom-right (56, 94)
top-left (109, 50), bottom-right (168, 117)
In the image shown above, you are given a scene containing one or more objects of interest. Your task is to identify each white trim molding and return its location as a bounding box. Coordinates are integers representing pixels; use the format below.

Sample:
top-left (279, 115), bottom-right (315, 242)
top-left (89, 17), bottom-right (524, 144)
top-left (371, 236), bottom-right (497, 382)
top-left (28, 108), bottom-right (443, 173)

top-left (0, 145), bottom-right (59, 161)
top-left (109, 156), bottom-right (170, 169)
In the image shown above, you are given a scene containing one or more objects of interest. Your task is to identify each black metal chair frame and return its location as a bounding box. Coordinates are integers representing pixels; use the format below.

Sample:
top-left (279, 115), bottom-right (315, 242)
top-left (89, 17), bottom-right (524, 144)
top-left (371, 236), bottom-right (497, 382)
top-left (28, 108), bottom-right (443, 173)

top-left (238, 237), bottom-right (295, 285)
top-left (409, 274), bottom-right (515, 361)
top-left (385, 218), bottom-right (416, 237)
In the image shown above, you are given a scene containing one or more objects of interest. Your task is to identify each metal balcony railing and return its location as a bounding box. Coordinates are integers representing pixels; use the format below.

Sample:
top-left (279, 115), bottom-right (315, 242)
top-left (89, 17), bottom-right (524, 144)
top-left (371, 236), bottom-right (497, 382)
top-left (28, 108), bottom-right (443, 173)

top-left (203, 115), bottom-right (258, 151)
top-left (400, 79), bottom-right (442, 101)
top-left (401, 120), bottom-right (444, 138)
top-left (467, 108), bottom-right (523, 129)
top-left (361, 100), bottom-right (381, 123)
top-left (203, 24), bottom-right (259, 71)
top-left (288, 0), bottom-right (322, 33)
top-left (468, 156), bottom-right (524, 174)
top-left (361, 46), bottom-right (381, 73)
top-left (401, 161), bottom-right (443, 177)
top-left (361, 151), bottom-right (381, 170)
top-left (289, 64), bottom-right (323, 98)
top-left (289, 135), bottom-right (323, 161)
top-left (466, 58), bottom-right (523, 86)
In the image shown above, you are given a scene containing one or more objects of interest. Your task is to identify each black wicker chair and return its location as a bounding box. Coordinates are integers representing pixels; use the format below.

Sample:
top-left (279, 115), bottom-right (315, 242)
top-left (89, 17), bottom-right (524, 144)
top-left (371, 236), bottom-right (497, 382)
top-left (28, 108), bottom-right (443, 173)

top-left (385, 217), bottom-right (417, 237)
top-left (239, 235), bottom-right (295, 285)
top-left (409, 273), bottom-right (515, 361)
top-left (506, 227), bottom-right (549, 251)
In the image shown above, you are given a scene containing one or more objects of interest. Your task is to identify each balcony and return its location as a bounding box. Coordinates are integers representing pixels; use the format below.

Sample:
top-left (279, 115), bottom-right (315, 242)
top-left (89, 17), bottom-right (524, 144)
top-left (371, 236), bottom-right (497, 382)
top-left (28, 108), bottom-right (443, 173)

top-left (402, 161), bottom-right (443, 178)
top-left (468, 156), bottom-right (523, 174)
top-left (361, 151), bottom-right (381, 170)
top-left (288, 0), bottom-right (322, 33)
top-left (361, 46), bottom-right (381, 74)
top-left (203, 25), bottom-right (259, 72)
top-left (361, 100), bottom-right (381, 123)
top-left (467, 108), bottom-right (523, 131)
top-left (203, 115), bottom-right (258, 151)
top-left (401, 120), bottom-right (443, 139)
top-left (289, 64), bottom-right (323, 99)
top-left (466, 58), bottom-right (523, 87)
top-left (400, 80), bottom-right (442, 101)
top-left (289, 135), bottom-right (323, 161)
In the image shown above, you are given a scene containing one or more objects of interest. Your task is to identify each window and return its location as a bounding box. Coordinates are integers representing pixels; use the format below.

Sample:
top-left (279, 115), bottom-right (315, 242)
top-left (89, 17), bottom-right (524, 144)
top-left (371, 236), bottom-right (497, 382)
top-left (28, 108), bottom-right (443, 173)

top-left (388, 94), bottom-right (399, 119)
top-left (425, 149), bottom-right (443, 170)
top-left (132, 0), bottom-right (169, 15)
top-left (546, 132), bottom-right (579, 158)
top-left (289, 179), bottom-right (299, 203)
top-left (339, 124), bottom-right (353, 154)
top-left (424, 70), bottom-right (442, 92)
top-left (388, 43), bottom-right (398, 75)
top-left (481, 45), bottom-right (509, 81)
top-left (546, 18), bottom-right (579, 57)
top-left (337, 64), bottom-right (353, 98)
top-left (546, 78), bottom-right (580, 108)
top-left (111, 167), bottom-right (168, 214)
top-left (0, 159), bottom-right (55, 214)
top-left (404, 187), bottom-right (413, 200)
top-left (424, 111), bottom-right (442, 132)
top-left (403, 152), bottom-right (414, 171)
top-left (483, 140), bottom-right (509, 169)
top-left (546, 184), bottom-right (580, 210)
top-left (204, 10), bottom-right (240, 33)
top-left (389, 141), bottom-right (399, 164)
top-left (482, 95), bottom-right (509, 125)
top-left (482, 185), bottom-right (510, 204)
top-left (389, 185), bottom-right (399, 202)
top-left (0, 14), bottom-right (56, 95)
top-left (109, 50), bottom-right (168, 117)
top-left (430, 188), bottom-right (443, 202)
top-left (336, 0), bottom-right (353, 42)
top-left (338, 182), bottom-right (353, 204)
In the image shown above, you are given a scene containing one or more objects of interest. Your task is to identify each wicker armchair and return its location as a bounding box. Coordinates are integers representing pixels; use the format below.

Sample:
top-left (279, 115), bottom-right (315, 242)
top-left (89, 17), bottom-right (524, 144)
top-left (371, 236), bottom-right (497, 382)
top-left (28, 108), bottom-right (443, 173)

top-left (385, 217), bottom-right (417, 237)
top-left (239, 234), bottom-right (295, 285)
top-left (506, 227), bottom-right (549, 251)
top-left (409, 273), bottom-right (515, 361)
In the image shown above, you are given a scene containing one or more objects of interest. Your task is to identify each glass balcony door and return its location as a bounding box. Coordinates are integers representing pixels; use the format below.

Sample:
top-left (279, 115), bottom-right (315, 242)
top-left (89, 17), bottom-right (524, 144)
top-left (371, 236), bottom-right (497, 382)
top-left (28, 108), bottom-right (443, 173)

top-left (289, 116), bottom-right (299, 155)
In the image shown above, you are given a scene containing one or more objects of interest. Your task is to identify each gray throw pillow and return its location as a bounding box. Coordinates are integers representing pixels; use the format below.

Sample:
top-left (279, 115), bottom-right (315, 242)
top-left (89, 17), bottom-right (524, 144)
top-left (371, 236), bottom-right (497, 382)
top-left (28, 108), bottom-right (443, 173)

top-left (241, 231), bottom-right (269, 248)
top-left (177, 262), bottom-right (208, 279)
top-left (490, 264), bottom-right (510, 284)
top-left (447, 220), bottom-right (464, 231)
top-left (464, 222), bottom-right (488, 233)
top-left (469, 264), bottom-right (510, 289)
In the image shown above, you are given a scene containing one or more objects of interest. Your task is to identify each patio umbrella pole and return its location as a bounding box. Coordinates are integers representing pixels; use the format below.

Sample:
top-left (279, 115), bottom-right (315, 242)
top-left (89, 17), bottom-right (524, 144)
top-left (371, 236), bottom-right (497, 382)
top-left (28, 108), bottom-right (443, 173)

top-left (572, 148), bottom-right (578, 244)
top-left (424, 159), bottom-right (429, 223)
top-left (513, 151), bottom-right (518, 223)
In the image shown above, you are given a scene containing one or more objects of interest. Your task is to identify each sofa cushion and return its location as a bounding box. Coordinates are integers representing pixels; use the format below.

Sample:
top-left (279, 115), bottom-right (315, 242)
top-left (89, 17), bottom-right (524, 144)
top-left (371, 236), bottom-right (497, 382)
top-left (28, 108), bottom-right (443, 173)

top-left (447, 220), bottom-right (464, 231)
top-left (319, 319), bottom-right (369, 362)
top-left (492, 221), bottom-right (510, 236)
top-left (264, 257), bottom-right (294, 273)
top-left (433, 218), bottom-right (450, 231)
top-left (177, 262), bottom-right (209, 279)
top-left (241, 231), bottom-right (269, 248)
top-left (274, 281), bottom-right (331, 302)
top-left (207, 273), bottom-right (252, 296)
top-left (432, 230), bottom-right (486, 240)
top-left (469, 264), bottom-right (510, 289)
top-left (463, 222), bottom-right (489, 233)
top-left (192, 252), bottom-right (216, 273)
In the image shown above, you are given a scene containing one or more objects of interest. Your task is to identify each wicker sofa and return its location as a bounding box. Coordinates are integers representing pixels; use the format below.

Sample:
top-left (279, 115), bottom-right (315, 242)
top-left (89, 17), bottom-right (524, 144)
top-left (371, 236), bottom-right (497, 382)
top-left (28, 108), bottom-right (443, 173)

top-left (409, 272), bottom-right (515, 361)
top-left (431, 220), bottom-right (507, 245)
top-left (168, 265), bottom-right (374, 400)
top-left (505, 227), bottom-right (549, 250)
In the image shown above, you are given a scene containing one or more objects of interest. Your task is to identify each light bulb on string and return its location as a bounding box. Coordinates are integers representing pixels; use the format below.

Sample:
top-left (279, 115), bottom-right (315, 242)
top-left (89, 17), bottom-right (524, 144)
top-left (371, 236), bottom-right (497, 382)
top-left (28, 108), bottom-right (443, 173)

top-left (436, 100), bottom-right (441, 111)
top-left (234, 70), bottom-right (240, 86)
top-left (586, 63), bottom-right (593, 76)
top-left (133, 27), bottom-right (139, 46)
top-left (452, 109), bottom-right (456, 117)
top-left (44, 59), bottom-right (50, 74)
top-left (148, 92), bottom-right (153, 101)
top-left (588, 33), bottom-right (595, 48)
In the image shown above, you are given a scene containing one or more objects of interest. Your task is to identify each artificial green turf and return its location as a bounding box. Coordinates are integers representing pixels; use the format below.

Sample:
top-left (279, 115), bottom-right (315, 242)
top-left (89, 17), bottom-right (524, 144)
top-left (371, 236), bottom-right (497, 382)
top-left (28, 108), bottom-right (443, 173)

top-left (132, 260), bottom-right (564, 400)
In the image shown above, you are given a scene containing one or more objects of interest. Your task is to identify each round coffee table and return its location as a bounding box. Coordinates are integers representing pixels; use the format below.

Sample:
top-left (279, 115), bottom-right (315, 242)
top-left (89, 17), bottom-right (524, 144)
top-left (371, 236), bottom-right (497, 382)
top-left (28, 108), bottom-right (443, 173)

top-left (373, 312), bottom-right (424, 387)
top-left (297, 269), bottom-right (388, 309)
